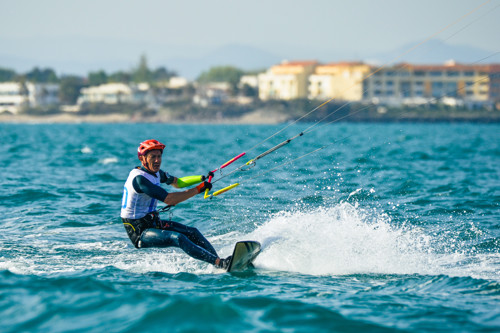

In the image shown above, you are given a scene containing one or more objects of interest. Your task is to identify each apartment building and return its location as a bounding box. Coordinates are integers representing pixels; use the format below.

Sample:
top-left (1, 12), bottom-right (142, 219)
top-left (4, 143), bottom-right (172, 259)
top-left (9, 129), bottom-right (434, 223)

top-left (258, 60), bottom-right (318, 100)
top-left (308, 62), bottom-right (371, 101)
top-left (255, 60), bottom-right (500, 107)
top-left (362, 62), bottom-right (500, 106)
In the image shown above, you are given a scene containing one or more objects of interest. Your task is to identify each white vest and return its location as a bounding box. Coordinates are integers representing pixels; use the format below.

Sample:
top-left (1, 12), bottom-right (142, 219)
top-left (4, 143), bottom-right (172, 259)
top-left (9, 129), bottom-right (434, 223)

top-left (121, 168), bottom-right (160, 219)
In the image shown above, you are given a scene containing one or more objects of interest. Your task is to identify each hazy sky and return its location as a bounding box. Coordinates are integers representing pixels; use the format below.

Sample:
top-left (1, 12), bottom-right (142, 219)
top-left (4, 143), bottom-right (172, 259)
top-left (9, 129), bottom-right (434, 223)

top-left (1, 0), bottom-right (499, 75)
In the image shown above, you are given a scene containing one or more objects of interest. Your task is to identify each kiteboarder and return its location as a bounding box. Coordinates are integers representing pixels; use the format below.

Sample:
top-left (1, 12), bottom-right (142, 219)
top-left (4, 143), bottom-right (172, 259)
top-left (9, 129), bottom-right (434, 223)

top-left (120, 139), bottom-right (231, 269)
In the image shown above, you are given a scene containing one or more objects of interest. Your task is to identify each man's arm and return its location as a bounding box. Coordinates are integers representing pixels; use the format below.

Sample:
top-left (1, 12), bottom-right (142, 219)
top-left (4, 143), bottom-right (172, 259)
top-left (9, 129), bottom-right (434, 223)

top-left (164, 181), bottom-right (212, 206)
top-left (163, 187), bottom-right (198, 206)
top-left (133, 176), bottom-right (168, 201)
top-left (135, 174), bottom-right (212, 206)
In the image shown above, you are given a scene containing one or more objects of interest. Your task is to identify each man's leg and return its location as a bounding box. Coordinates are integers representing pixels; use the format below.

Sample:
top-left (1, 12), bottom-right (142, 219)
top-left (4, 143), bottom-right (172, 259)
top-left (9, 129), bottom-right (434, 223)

top-left (161, 220), bottom-right (219, 257)
top-left (139, 228), bottom-right (218, 265)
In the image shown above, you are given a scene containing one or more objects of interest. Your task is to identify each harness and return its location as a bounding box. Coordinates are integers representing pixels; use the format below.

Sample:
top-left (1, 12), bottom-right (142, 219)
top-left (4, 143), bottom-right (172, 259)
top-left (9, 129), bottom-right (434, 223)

top-left (122, 211), bottom-right (161, 248)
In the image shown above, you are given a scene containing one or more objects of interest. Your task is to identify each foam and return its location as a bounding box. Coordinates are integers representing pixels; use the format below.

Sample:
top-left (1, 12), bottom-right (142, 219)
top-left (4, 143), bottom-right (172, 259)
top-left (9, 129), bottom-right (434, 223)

top-left (3, 202), bottom-right (496, 280)
top-left (248, 203), bottom-right (497, 280)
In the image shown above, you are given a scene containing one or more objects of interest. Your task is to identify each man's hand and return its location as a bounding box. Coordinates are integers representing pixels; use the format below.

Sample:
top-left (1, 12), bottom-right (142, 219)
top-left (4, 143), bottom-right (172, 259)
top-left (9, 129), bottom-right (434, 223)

top-left (201, 171), bottom-right (215, 181)
top-left (196, 181), bottom-right (212, 193)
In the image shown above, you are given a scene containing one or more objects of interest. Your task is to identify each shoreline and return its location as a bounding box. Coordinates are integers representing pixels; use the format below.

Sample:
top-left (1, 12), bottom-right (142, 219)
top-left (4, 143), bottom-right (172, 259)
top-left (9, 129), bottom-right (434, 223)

top-left (1, 109), bottom-right (499, 125)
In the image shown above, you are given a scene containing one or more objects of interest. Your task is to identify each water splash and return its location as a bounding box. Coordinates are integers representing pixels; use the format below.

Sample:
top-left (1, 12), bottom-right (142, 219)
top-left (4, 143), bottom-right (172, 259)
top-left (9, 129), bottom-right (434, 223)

top-left (250, 203), bottom-right (496, 280)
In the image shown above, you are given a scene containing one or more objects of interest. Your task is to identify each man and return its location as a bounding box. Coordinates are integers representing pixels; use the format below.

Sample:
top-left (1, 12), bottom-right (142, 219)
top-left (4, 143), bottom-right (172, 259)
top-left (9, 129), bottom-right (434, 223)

top-left (121, 139), bottom-right (231, 269)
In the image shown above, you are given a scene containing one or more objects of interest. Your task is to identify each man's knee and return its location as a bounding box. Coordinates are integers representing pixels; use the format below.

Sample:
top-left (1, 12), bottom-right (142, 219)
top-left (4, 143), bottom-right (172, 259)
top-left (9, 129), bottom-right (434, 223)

top-left (140, 229), bottom-right (180, 248)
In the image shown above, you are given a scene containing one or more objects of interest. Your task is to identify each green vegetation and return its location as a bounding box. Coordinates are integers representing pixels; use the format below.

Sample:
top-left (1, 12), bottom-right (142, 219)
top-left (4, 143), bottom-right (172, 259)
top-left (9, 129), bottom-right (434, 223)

top-left (197, 66), bottom-right (244, 92)
top-left (25, 67), bottom-right (58, 83)
top-left (0, 68), bottom-right (17, 81)
top-left (0, 54), bottom-right (177, 86)
top-left (0, 66), bottom-right (58, 83)
top-left (59, 76), bottom-right (85, 104)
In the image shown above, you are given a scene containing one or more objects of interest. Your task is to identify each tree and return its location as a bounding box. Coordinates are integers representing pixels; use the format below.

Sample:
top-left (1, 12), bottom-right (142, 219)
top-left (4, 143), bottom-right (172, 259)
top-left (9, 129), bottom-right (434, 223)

top-left (0, 67), bottom-right (17, 82)
top-left (152, 67), bottom-right (177, 82)
top-left (88, 70), bottom-right (108, 86)
top-left (108, 71), bottom-right (131, 83)
top-left (197, 66), bottom-right (244, 93)
top-left (59, 75), bottom-right (85, 104)
top-left (132, 54), bottom-right (152, 83)
top-left (25, 67), bottom-right (58, 83)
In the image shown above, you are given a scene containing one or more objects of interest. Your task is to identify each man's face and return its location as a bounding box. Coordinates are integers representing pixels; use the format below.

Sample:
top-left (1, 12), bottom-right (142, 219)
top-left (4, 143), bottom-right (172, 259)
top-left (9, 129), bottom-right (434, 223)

top-left (141, 150), bottom-right (162, 173)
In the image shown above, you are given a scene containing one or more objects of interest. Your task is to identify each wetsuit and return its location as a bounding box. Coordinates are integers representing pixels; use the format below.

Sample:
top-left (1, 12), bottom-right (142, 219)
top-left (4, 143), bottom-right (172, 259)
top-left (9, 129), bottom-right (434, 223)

top-left (120, 166), bottom-right (219, 264)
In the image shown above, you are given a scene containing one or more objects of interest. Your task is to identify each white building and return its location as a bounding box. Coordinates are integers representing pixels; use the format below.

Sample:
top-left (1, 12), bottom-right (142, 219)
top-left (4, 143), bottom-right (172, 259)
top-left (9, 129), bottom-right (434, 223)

top-left (0, 82), bottom-right (59, 114)
top-left (193, 82), bottom-right (231, 107)
top-left (0, 82), bottom-right (28, 114)
top-left (26, 82), bottom-right (60, 107)
top-left (77, 82), bottom-right (158, 106)
top-left (239, 75), bottom-right (259, 89)
top-left (78, 83), bottom-right (135, 105)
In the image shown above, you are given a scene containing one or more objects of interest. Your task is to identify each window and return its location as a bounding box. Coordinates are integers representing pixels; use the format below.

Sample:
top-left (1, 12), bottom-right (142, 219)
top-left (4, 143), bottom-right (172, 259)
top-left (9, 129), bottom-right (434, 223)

top-left (431, 82), bottom-right (444, 97)
top-left (445, 82), bottom-right (458, 97)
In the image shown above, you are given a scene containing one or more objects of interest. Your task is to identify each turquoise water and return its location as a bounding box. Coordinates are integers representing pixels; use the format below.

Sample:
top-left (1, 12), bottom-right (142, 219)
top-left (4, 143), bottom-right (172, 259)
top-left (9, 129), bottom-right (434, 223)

top-left (0, 122), bottom-right (499, 332)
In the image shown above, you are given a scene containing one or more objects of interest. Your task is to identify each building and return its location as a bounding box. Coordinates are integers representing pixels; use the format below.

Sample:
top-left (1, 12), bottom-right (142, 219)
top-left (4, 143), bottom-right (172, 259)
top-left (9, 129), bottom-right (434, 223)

top-left (308, 62), bottom-right (372, 101)
top-left (258, 60), bottom-right (318, 100)
top-left (77, 83), bottom-right (135, 105)
top-left (0, 82), bottom-right (28, 114)
top-left (239, 75), bottom-right (259, 90)
top-left (362, 61), bottom-right (500, 107)
top-left (0, 82), bottom-right (60, 114)
top-left (26, 82), bottom-right (60, 107)
top-left (193, 82), bottom-right (231, 107)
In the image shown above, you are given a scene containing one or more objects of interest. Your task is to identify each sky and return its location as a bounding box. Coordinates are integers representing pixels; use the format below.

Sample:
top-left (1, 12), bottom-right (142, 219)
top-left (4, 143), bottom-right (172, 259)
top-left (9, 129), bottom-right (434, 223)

top-left (1, 0), bottom-right (499, 77)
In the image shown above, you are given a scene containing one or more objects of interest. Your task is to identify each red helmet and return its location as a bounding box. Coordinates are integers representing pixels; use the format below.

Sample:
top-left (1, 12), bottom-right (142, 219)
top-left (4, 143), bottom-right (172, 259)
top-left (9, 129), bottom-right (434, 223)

top-left (137, 139), bottom-right (166, 159)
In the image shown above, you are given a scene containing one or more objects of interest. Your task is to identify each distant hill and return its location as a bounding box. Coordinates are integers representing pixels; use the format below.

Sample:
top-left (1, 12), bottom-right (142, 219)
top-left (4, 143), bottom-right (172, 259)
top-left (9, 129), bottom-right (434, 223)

top-left (163, 44), bottom-right (282, 79)
top-left (367, 39), bottom-right (497, 65)
top-left (0, 37), bottom-right (497, 79)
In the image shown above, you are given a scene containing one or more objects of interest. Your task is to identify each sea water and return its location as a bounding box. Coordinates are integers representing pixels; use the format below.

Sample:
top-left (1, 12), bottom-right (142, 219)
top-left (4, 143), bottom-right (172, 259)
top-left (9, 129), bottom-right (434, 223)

top-left (0, 122), bottom-right (498, 332)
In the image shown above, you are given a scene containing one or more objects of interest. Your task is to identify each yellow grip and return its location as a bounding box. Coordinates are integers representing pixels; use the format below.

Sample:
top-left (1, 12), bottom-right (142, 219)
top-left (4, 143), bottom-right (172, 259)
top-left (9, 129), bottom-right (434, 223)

top-left (204, 183), bottom-right (240, 199)
top-left (213, 183), bottom-right (240, 197)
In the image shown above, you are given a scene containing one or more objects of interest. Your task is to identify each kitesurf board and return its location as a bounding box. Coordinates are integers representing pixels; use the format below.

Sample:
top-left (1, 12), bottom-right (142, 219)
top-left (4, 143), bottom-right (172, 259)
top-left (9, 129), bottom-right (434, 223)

top-left (227, 241), bottom-right (261, 272)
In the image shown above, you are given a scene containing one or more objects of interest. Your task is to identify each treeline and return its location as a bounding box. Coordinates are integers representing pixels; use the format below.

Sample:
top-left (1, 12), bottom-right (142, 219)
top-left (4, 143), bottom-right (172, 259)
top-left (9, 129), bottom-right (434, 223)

top-left (86, 55), bottom-right (178, 86)
top-left (0, 55), bottom-right (177, 85)
top-left (0, 54), bottom-right (261, 86)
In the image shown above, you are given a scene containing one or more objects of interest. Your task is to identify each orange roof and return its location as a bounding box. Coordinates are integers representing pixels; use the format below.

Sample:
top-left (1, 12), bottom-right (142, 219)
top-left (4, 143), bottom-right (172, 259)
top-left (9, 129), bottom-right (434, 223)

top-left (278, 60), bottom-right (318, 67)
top-left (322, 61), bottom-right (366, 67)
top-left (391, 62), bottom-right (499, 72)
